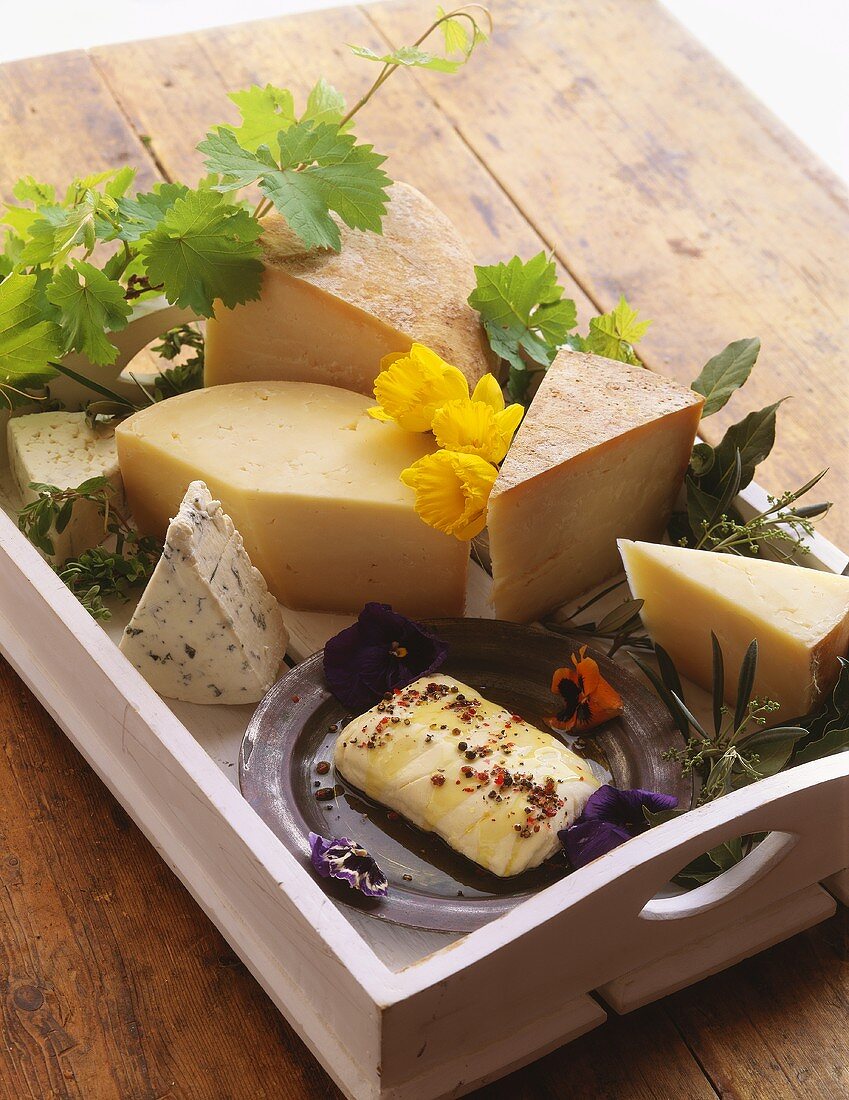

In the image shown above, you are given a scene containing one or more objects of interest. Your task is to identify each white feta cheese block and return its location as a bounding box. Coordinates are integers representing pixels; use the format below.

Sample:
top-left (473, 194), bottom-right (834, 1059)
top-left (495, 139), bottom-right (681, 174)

top-left (119, 481), bottom-right (288, 704)
top-left (334, 674), bottom-right (599, 877)
top-left (8, 411), bottom-right (124, 564)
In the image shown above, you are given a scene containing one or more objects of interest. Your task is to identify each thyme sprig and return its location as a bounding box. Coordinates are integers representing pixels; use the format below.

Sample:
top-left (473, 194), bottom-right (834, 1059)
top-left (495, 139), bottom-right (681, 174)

top-left (18, 477), bottom-right (161, 620)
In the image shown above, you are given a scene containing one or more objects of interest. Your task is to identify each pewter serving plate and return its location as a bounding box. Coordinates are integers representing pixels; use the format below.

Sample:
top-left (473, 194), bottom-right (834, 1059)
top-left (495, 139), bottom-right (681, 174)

top-left (239, 619), bottom-right (692, 933)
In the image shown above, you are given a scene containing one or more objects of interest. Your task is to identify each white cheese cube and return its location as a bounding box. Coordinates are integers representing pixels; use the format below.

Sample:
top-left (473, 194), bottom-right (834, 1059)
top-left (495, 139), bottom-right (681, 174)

top-left (8, 411), bottom-right (124, 564)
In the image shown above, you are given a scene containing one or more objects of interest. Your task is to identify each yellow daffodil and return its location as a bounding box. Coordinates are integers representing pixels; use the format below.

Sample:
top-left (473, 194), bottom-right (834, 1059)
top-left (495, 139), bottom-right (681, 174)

top-left (368, 344), bottom-right (470, 432)
top-left (431, 373), bottom-right (525, 463)
top-left (400, 450), bottom-right (498, 540)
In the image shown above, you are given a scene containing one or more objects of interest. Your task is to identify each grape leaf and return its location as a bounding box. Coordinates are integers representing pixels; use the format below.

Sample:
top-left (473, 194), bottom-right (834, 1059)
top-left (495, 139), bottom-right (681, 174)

top-left (584, 296), bottom-right (652, 364)
top-left (692, 337), bottom-right (760, 417)
top-left (116, 183), bottom-right (191, 242)
top-left (139, 188), bottom-right (263, 316)
top-left (302, 78), bottom-right (347, 126)
top-left (0, 272), bottom-right (62, 390)
top-left (203, 119), bottom-right (391, 251)
top-left (349, 43), bottom-right (462, 73)
top-left (468, 252), bottom-right (577, 374)
top-left (20, 191), bottom-right (112, 266)
top-left (221, 84), bottom-right (297, 153)
top-left (437, 5), bottom-right (485, 54)
top-left (46, 260), bottom-right (132, 366)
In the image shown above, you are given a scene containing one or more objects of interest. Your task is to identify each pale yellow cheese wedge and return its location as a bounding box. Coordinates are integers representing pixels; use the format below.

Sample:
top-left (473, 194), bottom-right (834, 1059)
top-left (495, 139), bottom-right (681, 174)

top-left (334, 674), bottom-right (599, 877)
top-left (115, 382), bottom-right (468, 617)
top-left (205, 183), bottom-right (493, 395)
top-left (487, 350), bottom-right (703, 622)
top-left (619, 539), bottom-right (849, 717)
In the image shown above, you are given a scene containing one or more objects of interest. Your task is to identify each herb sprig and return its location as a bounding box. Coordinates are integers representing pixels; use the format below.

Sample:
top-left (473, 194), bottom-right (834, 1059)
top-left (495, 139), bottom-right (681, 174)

top-left (635, 637), bottom-right (848, 884)
top-left (18, 478), bottom-right (161, 620)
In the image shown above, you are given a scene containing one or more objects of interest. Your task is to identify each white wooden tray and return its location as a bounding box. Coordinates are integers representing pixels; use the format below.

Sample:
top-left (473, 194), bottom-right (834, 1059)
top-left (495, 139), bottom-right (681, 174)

top-left (0, 308), bottom-right (846, 1099)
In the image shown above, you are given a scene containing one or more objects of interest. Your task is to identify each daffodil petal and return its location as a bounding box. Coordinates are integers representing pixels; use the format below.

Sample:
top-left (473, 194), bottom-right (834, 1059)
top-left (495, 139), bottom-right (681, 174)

top-left (432, 398), bottom-right (504, 462)
top-left (372, 344), bottom-right (470, 432)
top-left (367, 405), bottom-right (394, 422)
top-left (400, 450), bottom-right (497, 541)
top-left (471, 372), bottom-right (506, 413)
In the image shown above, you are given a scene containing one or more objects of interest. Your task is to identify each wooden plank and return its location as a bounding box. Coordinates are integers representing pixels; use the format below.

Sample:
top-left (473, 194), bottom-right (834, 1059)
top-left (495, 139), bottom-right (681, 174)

top-left (369, 0), bottom-right (849, 549)
top-left (0, 52), bottom-right (160, 200)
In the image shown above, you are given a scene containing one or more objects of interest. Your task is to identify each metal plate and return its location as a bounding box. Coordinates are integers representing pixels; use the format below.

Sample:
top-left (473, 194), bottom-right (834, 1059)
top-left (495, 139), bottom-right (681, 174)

top-left (239, 619), bottom-right (692, 933)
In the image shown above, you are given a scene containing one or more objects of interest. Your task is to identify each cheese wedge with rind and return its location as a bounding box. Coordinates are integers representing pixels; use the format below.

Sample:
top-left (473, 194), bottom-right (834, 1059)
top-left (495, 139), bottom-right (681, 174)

top-left (204, 182), bottom-right (493, 395)
top-left (619, 539), bottom-right (849, 717)
top-left (487, 350), bottom-right (703, 622)
top-left (334, 673), bottom-right (599, 877)
top-left (115, 382), bottom-right (469, 617)
top-left (120, 481), bottom-right (287, 704)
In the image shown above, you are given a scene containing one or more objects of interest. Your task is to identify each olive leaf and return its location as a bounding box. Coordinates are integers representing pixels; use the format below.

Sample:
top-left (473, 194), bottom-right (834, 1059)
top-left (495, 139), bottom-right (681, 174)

top-left (793, 658), bottom-right (849, 764)
top-left (705, 400), bottom-right (786, 493)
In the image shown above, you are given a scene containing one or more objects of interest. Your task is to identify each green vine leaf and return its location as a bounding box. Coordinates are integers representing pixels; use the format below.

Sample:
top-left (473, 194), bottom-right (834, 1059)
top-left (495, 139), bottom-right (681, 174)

top-left (46, 260), bottom-right (132, 366)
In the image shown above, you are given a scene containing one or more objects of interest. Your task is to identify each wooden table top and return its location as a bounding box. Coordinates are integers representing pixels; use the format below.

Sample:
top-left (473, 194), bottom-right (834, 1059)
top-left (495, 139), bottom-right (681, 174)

top-left (1, 1), bottom-right (847, 1096)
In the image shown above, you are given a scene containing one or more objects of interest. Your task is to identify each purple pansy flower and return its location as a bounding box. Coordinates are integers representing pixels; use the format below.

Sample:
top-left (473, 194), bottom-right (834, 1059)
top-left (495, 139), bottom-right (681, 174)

top-left (308, 832), bottom-right (388, 898)
top-left (323, 602), bottom-right (448, 712)
top-left (559, 784), bottom-right (678, 869)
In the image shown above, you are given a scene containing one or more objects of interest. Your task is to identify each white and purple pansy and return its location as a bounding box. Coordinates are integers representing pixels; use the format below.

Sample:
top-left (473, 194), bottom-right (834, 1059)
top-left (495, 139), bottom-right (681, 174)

top-left (308, 832), bottom-right (389, 898)
top-left (559, 784), bottom-right (678, 869)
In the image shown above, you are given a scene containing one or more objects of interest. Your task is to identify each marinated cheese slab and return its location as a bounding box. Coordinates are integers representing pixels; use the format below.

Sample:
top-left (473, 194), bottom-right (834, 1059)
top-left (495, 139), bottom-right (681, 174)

top-left (205, 183), bottom-right (493, 395)
top-left (334, 674), bottom-right (599, 877)
top-left (115, 382), bottom-right (469, 618)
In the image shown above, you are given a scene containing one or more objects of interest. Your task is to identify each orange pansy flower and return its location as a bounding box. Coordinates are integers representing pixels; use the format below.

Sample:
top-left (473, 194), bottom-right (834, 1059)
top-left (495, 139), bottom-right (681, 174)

top-left (547, 646), bottom-right (623, 733)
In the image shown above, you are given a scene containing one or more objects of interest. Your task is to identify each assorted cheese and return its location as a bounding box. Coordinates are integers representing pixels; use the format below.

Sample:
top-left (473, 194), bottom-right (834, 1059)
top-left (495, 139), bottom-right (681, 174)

top-left (119, 481), bottom-right (287, 704)
top-left (115, 381), bottom-right (469, 618)
top-left (205, 183), bottom-right (493, 396)
top-left (619, 540), bottom-right (849, 717)
top-left (487, 350), bottom-right (703, 623)
top-left (7, 411), bottom-right (124, 565)
top-left (334, 673), bottom-right (599, 876)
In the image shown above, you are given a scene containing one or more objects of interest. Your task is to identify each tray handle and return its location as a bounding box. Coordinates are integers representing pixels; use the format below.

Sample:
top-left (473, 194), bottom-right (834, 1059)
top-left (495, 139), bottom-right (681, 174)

top-left (639, 828), bottom-right (798, 920)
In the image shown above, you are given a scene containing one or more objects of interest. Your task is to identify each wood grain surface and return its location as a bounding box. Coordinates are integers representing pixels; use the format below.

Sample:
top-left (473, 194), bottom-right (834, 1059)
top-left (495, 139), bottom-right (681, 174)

top-left (1, 1), bottom-right (847, 1096)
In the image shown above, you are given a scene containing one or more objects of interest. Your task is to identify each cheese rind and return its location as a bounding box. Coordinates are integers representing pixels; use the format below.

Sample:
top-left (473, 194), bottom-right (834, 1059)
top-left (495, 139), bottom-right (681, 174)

top-left (8, 411), bottom-right (124, 564)
top-left (619, 539), bottom-right (849, 717)
top-left (487, 351), bottom-right (703, 622)
top-left (204, 182), bottom-right (493, 395)
top-left (334, 673), bottom-right (599, 877)
top-left (115, 382), bottom-right (469, 617)
top-left (119, 481), bottom-right (287, 704)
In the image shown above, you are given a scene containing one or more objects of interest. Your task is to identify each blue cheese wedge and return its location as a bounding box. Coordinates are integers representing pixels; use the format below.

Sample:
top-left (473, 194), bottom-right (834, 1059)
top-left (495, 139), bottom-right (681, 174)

top-left (334, 674), bottom-right (599, 877)
top-left (7, 411), bottom-right (124, 564)
top-left (119, 481), bottom-right (288, 704)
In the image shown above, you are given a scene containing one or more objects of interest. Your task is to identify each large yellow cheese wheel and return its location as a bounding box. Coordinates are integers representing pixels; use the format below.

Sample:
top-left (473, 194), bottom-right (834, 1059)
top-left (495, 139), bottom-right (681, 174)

top-left (116, 382), bottom-right (469, 617)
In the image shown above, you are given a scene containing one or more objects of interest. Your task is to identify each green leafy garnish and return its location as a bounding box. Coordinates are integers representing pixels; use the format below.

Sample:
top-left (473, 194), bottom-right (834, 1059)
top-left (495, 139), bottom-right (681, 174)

top-left (149, 323), bottom-right (205, 401)
top-left (199, 120), bottom-right (391, 252)
top-left (582, 295), bottom-right (651, 365)
top-left (348, 44), bottom-right (463, 73)
top-left (139, 189), bottom-right (264, 316)
top-left (468, 253), bottom-right (577, 399)
top-left (46, 260), bottom-right (132, 365)
top-left (794, 658), bottom-right (849, 764)
top-left (0, 272), bottom-right (62, 405)
top-left (691, 336), bottom-right (760, 417)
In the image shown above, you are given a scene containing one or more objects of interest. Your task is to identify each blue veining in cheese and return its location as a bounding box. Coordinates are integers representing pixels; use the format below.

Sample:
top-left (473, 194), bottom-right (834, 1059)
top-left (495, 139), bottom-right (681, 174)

top-left (119, 481), bottom-right (288, 704)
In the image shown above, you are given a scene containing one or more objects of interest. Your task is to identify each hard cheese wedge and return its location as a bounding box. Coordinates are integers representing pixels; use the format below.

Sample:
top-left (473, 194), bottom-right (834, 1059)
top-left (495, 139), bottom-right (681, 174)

top-left (619, 539), bottom-right (849, 716)
top-left (334, 674), bottom-right (599, 877)
top-left (205, 183), bottom-right (492, 395)
top-left (8, 411), bottom-right (124, 565)
top-left (115, 382), bottom-right (469, 617)
top-left (120, 481), bottom-right (287, 704)
top-left (487, 350), bottom-right (703, 622)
